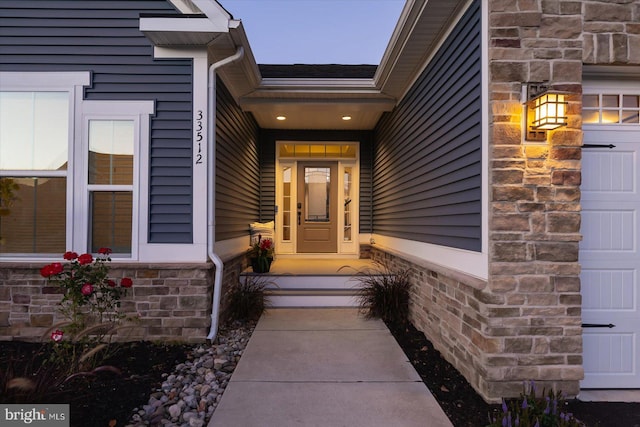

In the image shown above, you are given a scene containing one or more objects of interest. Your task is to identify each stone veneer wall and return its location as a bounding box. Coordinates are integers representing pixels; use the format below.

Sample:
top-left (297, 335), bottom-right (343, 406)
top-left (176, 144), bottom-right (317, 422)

top-left (0, 253), bottom-right (247, 343)
top-left (581, 0), bottom-right (640, 64)
top-left (484, 0), bottom-right (638, 401)
top-left (369, 0), bottom-right (639, 403)
top-left (369, 246), bottom-right (492, 397)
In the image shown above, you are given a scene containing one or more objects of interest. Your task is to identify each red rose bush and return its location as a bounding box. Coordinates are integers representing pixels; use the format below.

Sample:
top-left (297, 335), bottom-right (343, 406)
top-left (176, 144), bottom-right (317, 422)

top-left (41, 248), bottom-right (132, 333)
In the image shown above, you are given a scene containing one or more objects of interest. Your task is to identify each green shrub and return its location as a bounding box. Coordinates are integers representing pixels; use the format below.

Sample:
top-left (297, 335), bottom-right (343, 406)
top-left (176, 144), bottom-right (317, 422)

top-left (350, 262), bottom-right (411, 325)
top-left (487, 381), bottom-right (585, 427)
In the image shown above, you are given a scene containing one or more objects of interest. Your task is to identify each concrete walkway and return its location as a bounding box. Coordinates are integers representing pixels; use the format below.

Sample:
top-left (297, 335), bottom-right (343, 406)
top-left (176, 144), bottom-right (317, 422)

top-left (208, 308), bottom-right (453, 427)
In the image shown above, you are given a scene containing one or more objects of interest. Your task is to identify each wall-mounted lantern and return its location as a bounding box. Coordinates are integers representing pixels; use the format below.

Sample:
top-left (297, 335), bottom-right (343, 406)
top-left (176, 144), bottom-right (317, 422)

top-left (523, 83), bottom-right (568, 141)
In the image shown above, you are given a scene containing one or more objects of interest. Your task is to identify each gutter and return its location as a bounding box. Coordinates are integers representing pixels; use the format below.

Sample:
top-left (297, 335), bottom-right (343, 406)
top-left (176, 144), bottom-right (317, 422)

top-left (206, 46), bottom-right (245, 341)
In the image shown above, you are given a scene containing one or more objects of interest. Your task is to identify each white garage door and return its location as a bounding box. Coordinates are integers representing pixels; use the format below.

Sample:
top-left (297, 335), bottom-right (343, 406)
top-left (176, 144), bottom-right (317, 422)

top-left (580, 81), bottom-right (640, 389)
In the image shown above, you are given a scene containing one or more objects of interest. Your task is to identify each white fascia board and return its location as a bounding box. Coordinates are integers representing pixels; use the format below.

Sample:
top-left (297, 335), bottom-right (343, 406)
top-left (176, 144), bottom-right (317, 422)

top-left (260, 78), bottom-right (378, 90)
top-left (191, 0), bottom-right (232, 29)
top-left (140, 17), bottom-right (228, 34)
top-left (152, 46), bottom-right (208, 59)
top-left (169, 0), bottom-right (203, 14)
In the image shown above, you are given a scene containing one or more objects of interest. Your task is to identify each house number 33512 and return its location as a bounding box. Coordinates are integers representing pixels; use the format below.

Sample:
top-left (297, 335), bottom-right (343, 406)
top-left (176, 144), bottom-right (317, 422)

top-left (195, 110), bottom-right (204, 165)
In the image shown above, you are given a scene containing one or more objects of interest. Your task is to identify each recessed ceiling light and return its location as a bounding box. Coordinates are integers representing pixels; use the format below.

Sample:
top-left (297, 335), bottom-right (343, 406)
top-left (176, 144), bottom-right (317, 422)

top-left (342, 116), bottom-right (352, 121)
top-left (276, 115), bottom-right (286, 121)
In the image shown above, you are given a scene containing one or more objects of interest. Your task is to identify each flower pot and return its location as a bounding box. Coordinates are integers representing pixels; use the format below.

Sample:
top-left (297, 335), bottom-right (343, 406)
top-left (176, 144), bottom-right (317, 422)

top-left (250, 257), bottom-right (273, 273)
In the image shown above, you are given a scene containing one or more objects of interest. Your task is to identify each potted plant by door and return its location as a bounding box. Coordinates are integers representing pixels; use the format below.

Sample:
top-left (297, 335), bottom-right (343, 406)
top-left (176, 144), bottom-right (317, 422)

top-left (249, 234), bottom-right (274, 273)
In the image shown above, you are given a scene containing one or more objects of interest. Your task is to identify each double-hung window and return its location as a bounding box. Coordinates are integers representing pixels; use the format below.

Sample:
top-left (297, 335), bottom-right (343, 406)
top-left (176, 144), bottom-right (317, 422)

top-left (0, 72), bottom-right (152, 259)
top-left (87, 119), bottom-right (135, 254)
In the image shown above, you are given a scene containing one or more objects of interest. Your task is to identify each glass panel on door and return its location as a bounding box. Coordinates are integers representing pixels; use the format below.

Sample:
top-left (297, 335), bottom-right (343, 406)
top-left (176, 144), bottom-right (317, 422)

top-left (304, 167), bottom-right (330, 222)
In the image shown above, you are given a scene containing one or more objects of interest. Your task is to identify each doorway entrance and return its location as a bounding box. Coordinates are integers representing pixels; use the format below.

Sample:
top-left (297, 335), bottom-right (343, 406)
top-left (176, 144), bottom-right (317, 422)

top-left (275, 142), bottom-right (359, 256)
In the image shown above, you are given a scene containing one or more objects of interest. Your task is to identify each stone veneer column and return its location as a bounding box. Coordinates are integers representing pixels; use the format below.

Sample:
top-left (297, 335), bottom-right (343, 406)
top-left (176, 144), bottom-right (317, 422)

top-left (486, 0), bottom-right (584, 399)
top-left (582, 0), bottom-right (640, 65)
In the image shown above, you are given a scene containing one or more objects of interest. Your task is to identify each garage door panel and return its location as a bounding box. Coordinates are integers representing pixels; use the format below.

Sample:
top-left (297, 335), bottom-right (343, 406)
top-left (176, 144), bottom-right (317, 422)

top-left (581, 268), bottom-right (635, 311)
top-left (582, 332), bottom-right (637, 389)
top-left (583, 333), bottom-right (635, 373)
top-left (581, 209), bottom-right (635, 252)
top-left (581, 103), bottom-right (640, 388)
top-left (582, 150), bottom-right (636, 193)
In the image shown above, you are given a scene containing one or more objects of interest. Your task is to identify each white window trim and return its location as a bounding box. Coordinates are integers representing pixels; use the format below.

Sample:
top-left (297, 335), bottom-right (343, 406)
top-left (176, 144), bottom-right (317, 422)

top-left (0, 72), bottom-right (89, 261)
top-left (0, 72), bottom-right (157, 262)
top-left (80, 101), bottom-right (154, 260)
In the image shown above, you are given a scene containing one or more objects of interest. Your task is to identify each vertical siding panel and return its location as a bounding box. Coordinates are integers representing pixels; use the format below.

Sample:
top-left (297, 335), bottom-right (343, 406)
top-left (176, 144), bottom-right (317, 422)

top-left (373, 0), bottom-right (482, 251)
top-left (0, 0), bottom-right (194, 244)
top-left (215, 78), bottom-right (261, 241)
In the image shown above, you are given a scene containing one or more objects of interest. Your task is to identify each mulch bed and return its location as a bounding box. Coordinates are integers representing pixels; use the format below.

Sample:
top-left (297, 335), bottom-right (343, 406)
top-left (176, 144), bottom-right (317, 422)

top-left (0, 340), bottom-right (191, 427)
top-left (386, 320), bottom-right (640, 427)
top-left (3, 323), bottom-right (640, 427)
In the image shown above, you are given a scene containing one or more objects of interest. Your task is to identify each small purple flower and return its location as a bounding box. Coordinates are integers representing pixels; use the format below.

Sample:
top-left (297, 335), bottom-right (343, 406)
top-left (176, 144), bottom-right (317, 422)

top-left (534, 421), bottom-right (540, 427)
top-left (502, 400), bottom-right (508, 413)
top-left (522, 398), bottom-right (528, 410)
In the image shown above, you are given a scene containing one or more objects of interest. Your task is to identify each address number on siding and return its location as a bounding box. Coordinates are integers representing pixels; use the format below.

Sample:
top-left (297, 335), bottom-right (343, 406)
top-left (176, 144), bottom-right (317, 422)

top-left (195, 110), bottom-right (204, 165)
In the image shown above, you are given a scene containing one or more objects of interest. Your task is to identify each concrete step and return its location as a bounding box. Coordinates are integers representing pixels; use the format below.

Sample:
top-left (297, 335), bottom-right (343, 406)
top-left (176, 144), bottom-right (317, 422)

top-left (266, 274), bottom-right (355, 290)
top-left (265, 289), bottom-right (359, 307)
top-left (239, 258), bottom-right (384, 307)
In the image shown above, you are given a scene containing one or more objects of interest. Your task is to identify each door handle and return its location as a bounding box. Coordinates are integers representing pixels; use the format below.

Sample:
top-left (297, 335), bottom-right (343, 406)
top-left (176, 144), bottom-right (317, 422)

top-left (298, 211), bottom-right (301, 225)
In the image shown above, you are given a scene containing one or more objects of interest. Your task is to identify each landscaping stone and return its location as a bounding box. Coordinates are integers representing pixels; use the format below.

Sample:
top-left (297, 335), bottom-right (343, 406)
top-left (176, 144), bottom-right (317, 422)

top-left (125, 321), bottom-right (255, 427)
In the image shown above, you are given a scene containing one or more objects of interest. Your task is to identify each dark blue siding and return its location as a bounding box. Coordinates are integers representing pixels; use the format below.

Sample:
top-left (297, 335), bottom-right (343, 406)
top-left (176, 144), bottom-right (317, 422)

top-left (216, 78), bottom-right (261, 241)
top-left (0, 0), bottom-right (194, 244)
top-left (373, 0), bottom-right (482, 252)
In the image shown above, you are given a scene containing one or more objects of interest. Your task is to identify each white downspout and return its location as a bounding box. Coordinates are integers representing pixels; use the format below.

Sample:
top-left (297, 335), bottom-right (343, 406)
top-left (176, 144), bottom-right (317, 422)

top-left (207, 46), bottom-right (245, 341)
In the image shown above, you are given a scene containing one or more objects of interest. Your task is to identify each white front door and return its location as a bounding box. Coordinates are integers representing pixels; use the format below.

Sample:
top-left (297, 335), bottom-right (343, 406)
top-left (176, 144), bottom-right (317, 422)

top-left (580, 82), bottom-right (640, 388)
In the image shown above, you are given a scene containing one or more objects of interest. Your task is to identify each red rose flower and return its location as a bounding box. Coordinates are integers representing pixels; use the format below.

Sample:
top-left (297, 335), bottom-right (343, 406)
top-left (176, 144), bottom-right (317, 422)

top-left (50, 263), bottom-right (64, 275)
top-left (63, 251), bottom-right (79, 260)
top-left (51, 329), bottom-right (64, 342)
top-left (40, 264), bottom-right (54, 277)
top-left (77, 253), bottom-right (93, 265)
top-left (98, 247), bottom-right (112, 255)
top-left (120, 277), bottom-right (133, 288)
top-left (41, 263), bottom-right (64, 277)
top-left (107, 280), bottom-right (117, 287)
top-left (81, 283), bottom-right (94, 296)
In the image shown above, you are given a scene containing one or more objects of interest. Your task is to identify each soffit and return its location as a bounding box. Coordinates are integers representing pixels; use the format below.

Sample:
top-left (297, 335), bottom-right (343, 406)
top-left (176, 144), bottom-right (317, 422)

top-left (217, 0), bottom-right (469, 130)
top-left (143, 0), bottom-right (469, 130)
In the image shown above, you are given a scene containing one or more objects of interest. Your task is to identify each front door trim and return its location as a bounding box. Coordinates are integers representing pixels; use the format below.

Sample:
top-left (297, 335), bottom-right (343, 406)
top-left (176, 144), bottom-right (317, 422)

top-left (274, 141), bottom-right (360, 256)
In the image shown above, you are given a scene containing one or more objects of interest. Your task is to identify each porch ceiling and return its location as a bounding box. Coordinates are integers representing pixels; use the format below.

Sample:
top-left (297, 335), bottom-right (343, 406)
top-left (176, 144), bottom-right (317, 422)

top-left (143, 0), bottom-right (468, 131)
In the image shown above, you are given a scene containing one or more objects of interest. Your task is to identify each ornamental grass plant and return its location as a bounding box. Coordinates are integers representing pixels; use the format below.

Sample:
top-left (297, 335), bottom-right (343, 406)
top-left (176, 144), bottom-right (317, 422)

top-left (348, 262), bottom-right (412, 326)
top-left (223, 275), bottom-right (274, 322)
